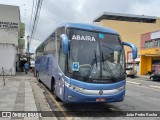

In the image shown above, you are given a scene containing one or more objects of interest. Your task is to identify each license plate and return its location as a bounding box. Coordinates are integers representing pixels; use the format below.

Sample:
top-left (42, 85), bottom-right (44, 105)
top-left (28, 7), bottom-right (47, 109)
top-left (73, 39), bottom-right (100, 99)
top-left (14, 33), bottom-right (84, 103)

top-left (96, 98), bottom-right (105, 102)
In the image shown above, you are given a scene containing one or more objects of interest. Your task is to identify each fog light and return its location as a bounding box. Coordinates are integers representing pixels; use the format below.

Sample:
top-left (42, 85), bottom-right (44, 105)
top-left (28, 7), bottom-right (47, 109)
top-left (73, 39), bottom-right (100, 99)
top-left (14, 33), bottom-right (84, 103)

top-left (123, 95), bottom-right (125, 98)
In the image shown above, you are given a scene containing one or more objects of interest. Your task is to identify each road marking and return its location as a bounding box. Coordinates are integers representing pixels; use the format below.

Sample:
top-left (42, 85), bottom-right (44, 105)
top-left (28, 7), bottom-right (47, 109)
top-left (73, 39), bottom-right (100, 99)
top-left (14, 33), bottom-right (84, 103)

top-left (126, 81), bottom-right (142, 85)
top-left (134, 84), bottom-right (160, 91)
top-left (149, 85), bottom-right (160, 89)
top-left (46, 90), bottom-right (71, 120)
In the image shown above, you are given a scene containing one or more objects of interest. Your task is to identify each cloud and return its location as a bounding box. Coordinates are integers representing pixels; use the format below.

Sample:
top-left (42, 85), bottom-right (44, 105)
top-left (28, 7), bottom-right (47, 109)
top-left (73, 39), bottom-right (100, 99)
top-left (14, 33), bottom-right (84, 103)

top-left (29, 0), bottom-right (160, 52)
top-left (1, 0), bottom-right (160, 52)
top-left (30, 38), bottom-right (41, 53)
top-left (130, 0), bottom-right (160, 16)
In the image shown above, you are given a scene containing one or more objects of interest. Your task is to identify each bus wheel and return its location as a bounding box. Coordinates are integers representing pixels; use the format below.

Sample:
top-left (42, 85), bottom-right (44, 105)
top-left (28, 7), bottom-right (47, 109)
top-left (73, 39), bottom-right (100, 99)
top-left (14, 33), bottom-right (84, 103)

top-left (37, 72), bottom-right (41, 83)
top-left (51, 78), bottom-right (60, 101)
top-left (34, 69), bottom-right (37, 77)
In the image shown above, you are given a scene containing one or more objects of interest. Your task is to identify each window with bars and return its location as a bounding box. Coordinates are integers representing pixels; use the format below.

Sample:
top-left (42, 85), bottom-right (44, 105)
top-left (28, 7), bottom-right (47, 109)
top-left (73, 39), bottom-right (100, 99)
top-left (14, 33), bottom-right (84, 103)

top-left (145, 40), bottom-right (152, 48)
top-left (154, 39), bottom-right (160, 47)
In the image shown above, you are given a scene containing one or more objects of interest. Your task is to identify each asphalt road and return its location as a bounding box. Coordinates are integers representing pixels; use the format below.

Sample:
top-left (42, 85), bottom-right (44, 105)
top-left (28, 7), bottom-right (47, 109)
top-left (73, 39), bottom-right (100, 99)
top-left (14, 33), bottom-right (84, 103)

top-left (38, 77), bottom-right (160, 120)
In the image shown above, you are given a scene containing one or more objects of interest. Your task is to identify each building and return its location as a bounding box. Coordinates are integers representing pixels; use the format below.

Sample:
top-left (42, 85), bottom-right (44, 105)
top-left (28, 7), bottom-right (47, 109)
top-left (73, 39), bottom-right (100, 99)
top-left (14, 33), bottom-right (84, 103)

top-left (0, 4), bottom-right (25, 75)
top-left (93, 12), bottom-right (160, 74)
top-left (0, 4), bottom-right (20, 45)
top-left (140, 30), bottom-right (160, 75)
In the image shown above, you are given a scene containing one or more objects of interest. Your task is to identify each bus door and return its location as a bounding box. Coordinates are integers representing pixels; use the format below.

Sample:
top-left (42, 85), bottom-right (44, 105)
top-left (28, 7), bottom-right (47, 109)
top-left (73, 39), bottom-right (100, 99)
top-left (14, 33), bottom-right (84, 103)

top-left (41, 56), bottom-right (48, 83)
top-left (56, 27), bottom-right (66, 100)
top-left (45, 56), bottom-right (51, 88)
top-left (56, 69), bottom-right (65, 100)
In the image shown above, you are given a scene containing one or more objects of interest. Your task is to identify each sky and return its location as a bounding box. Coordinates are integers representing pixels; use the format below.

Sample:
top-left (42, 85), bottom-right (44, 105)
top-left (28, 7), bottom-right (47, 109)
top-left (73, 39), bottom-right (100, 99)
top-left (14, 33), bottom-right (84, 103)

top-left (0, 0), bottom-right (160, 52)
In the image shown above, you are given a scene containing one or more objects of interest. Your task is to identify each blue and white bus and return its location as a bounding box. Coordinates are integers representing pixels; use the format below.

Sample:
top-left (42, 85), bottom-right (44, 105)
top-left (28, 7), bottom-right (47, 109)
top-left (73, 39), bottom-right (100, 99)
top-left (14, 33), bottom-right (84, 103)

top-left (35, 22), bottom-right (137, 103)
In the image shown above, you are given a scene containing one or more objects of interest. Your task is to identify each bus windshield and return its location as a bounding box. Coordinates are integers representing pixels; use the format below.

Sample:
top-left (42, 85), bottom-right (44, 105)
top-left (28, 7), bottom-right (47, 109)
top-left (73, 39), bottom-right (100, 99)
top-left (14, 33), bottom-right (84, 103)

top-left (67, 28), bottom-right (125, 83)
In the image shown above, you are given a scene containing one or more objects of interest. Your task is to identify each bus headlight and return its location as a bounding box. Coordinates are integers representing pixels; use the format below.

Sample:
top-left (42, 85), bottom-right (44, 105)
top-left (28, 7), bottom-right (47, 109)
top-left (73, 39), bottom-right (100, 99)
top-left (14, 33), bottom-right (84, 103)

top-left (72, 85), bottom-right (84, 91)
top-left (65, 81), bottom-right (84, 92)
top-left (117, 85), bottom-right (125, 92)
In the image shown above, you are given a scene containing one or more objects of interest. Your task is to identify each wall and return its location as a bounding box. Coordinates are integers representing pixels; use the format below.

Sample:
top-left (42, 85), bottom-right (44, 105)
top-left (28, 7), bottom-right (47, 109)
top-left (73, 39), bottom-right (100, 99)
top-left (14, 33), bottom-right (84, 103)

top-left (0, 4), bottom-right (20, 75)
top-left (0, 4), bottom-right (20, 46)
top-left (141, 33), bottom-right (151, 49)
top-left (140, 55), bottom-right (152, 75)
top-left (0, 44), bottom-right (17, 75)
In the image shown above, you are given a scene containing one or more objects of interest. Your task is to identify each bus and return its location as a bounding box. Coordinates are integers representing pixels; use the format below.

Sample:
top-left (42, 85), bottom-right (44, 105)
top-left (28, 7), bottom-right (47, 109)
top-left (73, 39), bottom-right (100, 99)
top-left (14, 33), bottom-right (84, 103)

top-left (35, 22), bottom-right (137, 103)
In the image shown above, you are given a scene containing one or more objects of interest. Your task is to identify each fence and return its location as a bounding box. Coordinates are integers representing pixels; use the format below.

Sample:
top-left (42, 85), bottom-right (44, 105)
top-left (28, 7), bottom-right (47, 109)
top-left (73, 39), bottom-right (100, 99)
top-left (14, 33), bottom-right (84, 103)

top-left (0, 67), bottom-right (12, 86)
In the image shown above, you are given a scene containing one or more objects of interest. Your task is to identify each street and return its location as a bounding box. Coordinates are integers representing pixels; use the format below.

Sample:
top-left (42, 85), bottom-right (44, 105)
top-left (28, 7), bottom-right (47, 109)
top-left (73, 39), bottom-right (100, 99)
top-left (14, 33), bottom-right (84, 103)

top-left (38, 76), bottom-right (160, 120)
top-left (117, 77), bottom-right (160, 111)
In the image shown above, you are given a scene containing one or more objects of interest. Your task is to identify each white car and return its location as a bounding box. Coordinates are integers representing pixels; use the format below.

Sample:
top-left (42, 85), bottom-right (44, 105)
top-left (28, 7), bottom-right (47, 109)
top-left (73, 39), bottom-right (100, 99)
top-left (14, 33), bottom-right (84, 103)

top-left (126, 67), bottom-right (137, 77)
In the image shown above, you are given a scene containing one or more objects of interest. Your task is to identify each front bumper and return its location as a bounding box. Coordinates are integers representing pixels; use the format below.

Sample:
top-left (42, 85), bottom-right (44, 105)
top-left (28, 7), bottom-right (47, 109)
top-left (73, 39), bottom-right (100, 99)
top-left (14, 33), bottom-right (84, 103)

top-left (64, 86), bottom-right (125, 103)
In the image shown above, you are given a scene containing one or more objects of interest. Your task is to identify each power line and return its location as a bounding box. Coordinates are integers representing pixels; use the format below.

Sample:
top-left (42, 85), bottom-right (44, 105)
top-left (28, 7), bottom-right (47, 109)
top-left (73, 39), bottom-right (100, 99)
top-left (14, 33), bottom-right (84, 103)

top-left (31, 0), bottom-right (43, 43)
top-left (27, 0), bottom-right (44, 66)
top-left (30, 0), bottom-right (44, 47)
top-left (30, 0), bottom-right (44, 44)
top-left (34, 1), bottom-right (44, 41)
top-left (28, 0), bottom-right (35, 33)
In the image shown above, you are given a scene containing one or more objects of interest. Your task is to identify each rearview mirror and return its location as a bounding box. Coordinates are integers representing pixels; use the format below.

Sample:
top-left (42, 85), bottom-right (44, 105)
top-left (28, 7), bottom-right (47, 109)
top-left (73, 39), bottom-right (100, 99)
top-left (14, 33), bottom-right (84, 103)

top-left (122, 42), bottom-right (137, 59)
top-left (60, 34), bottom-right (69, 54)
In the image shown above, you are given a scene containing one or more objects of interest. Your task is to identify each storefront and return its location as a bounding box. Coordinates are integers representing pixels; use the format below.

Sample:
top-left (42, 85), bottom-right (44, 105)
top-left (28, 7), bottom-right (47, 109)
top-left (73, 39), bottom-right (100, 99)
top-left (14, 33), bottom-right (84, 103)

top-left (140, 30), bottom-right (160, 75)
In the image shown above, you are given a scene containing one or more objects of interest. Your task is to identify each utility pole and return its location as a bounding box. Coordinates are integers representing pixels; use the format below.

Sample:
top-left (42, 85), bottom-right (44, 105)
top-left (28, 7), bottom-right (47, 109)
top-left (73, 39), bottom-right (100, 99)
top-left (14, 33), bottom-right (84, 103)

top-left (27, 35), bottom-right (30, 69)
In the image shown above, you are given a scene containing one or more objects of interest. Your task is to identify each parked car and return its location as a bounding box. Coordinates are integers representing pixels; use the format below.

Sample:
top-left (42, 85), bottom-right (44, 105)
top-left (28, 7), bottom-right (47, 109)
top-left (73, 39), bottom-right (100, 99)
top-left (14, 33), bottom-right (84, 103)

top-left (126, 67), bottom-right (137, 77)
top-left (150, 72), bottom-right (160, 81)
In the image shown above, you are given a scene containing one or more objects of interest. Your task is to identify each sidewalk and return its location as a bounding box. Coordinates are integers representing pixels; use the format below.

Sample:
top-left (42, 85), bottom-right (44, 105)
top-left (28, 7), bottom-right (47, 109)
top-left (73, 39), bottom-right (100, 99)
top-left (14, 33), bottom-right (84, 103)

top-left (0, 72), bottom-right (56, 120)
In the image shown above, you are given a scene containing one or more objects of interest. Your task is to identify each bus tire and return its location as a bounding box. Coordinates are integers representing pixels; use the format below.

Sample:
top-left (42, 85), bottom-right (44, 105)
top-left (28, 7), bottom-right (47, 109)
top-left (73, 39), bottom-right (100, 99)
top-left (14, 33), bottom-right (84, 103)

top-left (37, 72), bottom-right (41, 83)
top-left (34, 69), bottom-right (37, 77)
top-left (51, 77), bottom-right (60, 101)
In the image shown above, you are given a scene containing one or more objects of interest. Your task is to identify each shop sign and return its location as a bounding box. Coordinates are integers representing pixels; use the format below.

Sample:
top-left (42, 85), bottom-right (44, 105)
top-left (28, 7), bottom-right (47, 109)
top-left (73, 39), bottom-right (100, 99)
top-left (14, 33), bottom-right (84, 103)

top-left (141, 48), bottom-right (160, 55)
top-left (0, 21), bottom-right (18, 29)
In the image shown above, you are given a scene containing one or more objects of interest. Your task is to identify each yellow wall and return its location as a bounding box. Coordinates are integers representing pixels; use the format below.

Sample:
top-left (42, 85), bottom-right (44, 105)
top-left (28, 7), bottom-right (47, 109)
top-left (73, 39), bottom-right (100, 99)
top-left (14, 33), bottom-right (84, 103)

top-left (140, 55), bottom-right (152, 75)
top-left (98, 18), bottom-right (160, 54)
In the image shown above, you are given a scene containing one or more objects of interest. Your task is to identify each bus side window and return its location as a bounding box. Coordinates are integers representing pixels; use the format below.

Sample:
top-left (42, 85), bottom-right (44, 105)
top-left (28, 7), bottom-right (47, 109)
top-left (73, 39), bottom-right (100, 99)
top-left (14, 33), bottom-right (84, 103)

top-left (45, 33), bottom-right (56, 54)
top-left (57, 27), bottom-right (66, 73)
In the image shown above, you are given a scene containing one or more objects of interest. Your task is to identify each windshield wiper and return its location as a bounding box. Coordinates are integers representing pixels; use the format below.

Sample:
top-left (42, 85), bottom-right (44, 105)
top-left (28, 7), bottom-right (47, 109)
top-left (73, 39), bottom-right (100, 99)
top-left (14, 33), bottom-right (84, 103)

top-left (94, 49), bottom-right (97, 67)
top-left (101, 51), bottom-right (116, 82)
